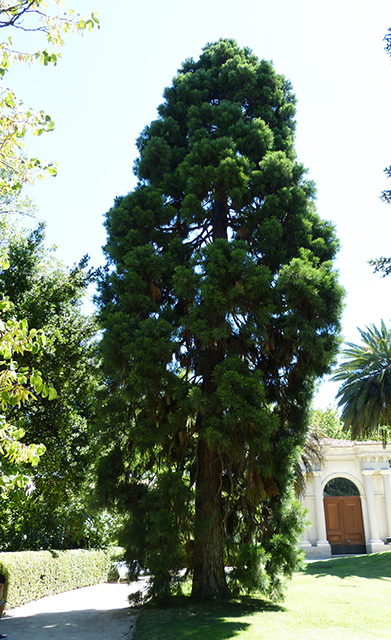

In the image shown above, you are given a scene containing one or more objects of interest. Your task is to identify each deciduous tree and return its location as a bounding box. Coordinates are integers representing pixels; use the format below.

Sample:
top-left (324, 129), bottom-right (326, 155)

top-left (0, 220), bottom-right (104, 549)
top-left (0, 1), bottom-right (99, 515)
top-left (309, 406), bottom-right (348, 439)
top-left (97, 39), bottom-right (344, 600)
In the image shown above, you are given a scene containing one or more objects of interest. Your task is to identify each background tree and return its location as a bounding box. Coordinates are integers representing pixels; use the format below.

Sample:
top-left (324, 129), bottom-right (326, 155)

top-left (97, 39), bottom-right (344, 600)
top-left (333, 320), bottom-right (391, 444)
top-left (0, 214), bottom-right (57, 494)
top-left (309, 406), bottom-right (348, 439)
top-left (0, 1), bottom-right (101, 534)
top-left (0, 219), bottom-right (109, 550)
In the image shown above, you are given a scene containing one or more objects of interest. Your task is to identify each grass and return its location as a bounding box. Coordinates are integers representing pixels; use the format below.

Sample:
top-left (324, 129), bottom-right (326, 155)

top-left (133, 552), bottom-right (391, 640)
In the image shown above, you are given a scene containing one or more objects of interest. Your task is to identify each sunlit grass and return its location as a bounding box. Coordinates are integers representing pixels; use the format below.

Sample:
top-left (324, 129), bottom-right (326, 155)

top-left (133, 553), bottom-right (391, 640)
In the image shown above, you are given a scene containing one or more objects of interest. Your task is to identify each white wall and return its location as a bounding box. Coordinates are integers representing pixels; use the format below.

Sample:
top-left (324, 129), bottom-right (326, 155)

top-left (300, 440), bottom-right (391, 559)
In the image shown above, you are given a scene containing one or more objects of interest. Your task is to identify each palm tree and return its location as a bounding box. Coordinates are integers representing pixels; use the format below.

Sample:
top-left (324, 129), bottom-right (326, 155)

top-left (332, 320), bottom-right (391, 443)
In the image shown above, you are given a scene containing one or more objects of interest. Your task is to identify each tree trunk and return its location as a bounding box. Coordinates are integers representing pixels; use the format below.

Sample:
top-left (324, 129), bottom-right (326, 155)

top-left (191, 193), bottom-right (230, 599)
top-left (191, 439), bottom-right (230, 599)
top-left (212, 196), bottom-right (228, 241)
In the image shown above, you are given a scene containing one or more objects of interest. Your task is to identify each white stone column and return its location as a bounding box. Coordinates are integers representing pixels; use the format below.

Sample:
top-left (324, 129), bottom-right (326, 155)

top-left (380, 469), bottom-right (391, 538)
top-left (313, 472), bottom-right (331, 557)
top-left (299, 495), bottom-right (312, 549)
top-left (362, 469), bottom-right (384, 552)
top-left (313, 472), bottom-right (327, 543)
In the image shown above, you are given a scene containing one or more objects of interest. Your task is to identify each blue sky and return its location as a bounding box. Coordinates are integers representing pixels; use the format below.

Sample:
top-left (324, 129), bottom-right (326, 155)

top-left (6, 0), bottom-right (391, 409)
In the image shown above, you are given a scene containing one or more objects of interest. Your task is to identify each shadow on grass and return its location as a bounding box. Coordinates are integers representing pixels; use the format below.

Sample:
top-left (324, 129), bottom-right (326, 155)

top-left (304, 552), bottom-right (391, 580)
top-left (136, 597), bottom-right (285, 640)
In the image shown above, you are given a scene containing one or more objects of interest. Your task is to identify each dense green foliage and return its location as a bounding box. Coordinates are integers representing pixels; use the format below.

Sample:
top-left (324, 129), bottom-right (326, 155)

top-left (0, 295), bottom-right (52, 491)
top-left (0, 1), bottom-right (103, 545)
top-left (333, 320), bottom-right (391, 443)
top-left (0, 548), bottom-right (111, 608)
top-left (97, 39), bottom-right (343, 600)
top-left (0, 239), bottom-right (58, 492)
top-left (309, 406), bottom-right (349, 439)
top-left (0, 221), bottom-right (110, 550)
top-left (0, 1), bottom-right (108, 555)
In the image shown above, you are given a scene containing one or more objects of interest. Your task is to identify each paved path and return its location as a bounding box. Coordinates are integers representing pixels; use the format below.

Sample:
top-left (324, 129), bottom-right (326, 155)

top-left (0, 582), bottom-right (143, 640)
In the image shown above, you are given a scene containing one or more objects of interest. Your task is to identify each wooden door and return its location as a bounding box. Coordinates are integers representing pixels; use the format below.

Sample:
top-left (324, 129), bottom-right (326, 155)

top-left (324, 496), bottom-right (366, 554)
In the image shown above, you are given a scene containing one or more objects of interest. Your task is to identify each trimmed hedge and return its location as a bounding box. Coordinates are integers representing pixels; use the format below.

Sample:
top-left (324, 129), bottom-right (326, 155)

top-left (0, 549), bottom-right (112, 609)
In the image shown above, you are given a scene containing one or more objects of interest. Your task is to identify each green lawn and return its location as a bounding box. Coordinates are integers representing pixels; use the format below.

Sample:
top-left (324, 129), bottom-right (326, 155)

top-left (133, 553), bottom-right (391, 640)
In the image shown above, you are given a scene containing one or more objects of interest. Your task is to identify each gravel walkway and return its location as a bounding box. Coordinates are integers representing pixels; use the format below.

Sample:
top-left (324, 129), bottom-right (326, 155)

top-left (0, 582), bottom-right (144, 640)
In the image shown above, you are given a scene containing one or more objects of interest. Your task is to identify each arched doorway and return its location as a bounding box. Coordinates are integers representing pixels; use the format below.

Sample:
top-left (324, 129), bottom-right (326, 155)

top-left (323, 477), bottom-right (366, 555)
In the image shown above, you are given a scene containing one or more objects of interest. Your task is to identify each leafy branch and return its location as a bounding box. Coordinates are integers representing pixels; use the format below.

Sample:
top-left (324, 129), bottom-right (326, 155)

top-left (0, 274), bottom-right (57, 492)
top-left (0, 0), bottom-right (99, 200)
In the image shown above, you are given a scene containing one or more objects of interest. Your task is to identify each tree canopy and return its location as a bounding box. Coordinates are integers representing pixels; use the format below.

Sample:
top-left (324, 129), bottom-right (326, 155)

top-left (309, 406), bottom-right (348, 439)
top-left (97, 39), bottom-right (344, 600)
top-left (0, 219), bottom-right (107, 549)
top-left (0, 0), bottom-right (99, 496)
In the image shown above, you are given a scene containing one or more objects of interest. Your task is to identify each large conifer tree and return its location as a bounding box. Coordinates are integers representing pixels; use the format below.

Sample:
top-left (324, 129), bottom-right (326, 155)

top-left (97, 39), bottom-right (343, 600)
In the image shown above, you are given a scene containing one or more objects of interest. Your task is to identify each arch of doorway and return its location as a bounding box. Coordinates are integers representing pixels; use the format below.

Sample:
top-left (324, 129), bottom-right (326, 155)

top-left (321, 472), bottom-right (365, 498)
top-left (322, 473), bottom-right (366, 555)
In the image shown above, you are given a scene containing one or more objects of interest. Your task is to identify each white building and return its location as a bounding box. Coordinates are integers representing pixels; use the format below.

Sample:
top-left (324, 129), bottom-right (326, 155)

top-left (301, 439), bottom-right (391, 559)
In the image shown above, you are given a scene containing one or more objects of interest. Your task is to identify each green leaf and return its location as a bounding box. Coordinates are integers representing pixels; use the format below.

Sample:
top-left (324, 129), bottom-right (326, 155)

top-left (1, 347), bottom-right (12, 359)
top-left (48, 387), bottom-right (57, 401)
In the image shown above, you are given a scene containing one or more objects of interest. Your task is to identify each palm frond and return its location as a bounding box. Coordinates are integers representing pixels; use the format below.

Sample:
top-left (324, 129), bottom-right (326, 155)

top-left (295, 426), bottom-right (324, 496)
top-left (332, 321), bottom-right (391, 441)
